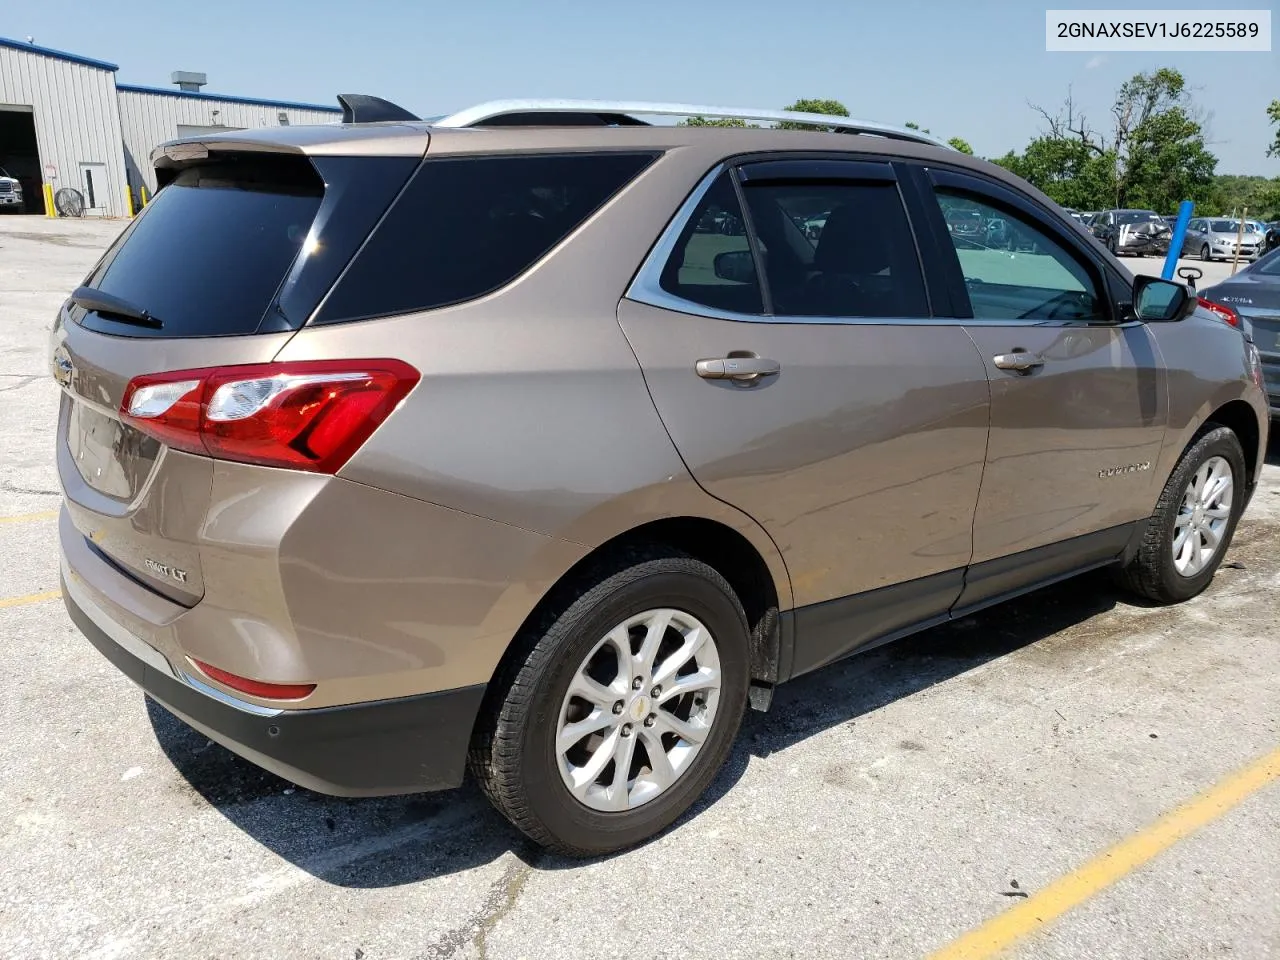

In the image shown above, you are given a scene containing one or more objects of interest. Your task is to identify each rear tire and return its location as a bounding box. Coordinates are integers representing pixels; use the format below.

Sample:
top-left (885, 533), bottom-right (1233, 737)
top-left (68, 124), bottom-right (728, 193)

top-left (1114, 426), bottom-right (1246, 604)
top-left (469, 547), bottom-right (751, 856)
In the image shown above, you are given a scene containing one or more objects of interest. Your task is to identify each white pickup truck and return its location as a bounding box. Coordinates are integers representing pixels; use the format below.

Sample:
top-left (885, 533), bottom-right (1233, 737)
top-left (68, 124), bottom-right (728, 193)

top-left (0, 167), bottom-right (24, 211)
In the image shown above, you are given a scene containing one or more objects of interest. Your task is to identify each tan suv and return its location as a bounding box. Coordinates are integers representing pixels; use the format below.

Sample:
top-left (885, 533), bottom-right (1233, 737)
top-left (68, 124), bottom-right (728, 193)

top-left (54, 98), bottom-right (1269, 856)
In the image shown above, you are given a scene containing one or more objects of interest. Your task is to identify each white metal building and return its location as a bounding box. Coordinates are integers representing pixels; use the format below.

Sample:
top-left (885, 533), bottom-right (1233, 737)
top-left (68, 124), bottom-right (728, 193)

top-left (0, 37), bottom-right (129, 217)
top-left (118, 85), bottom-right (342, 196)
top-left (0, 36), bottom-right (340, 217)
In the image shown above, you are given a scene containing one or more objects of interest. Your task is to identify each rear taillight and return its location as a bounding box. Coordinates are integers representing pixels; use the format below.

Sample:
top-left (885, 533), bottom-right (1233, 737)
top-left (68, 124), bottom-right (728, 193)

top-left (1198, 297), bottom-right (1241, 328)
top-left (120, 359), bottom-right (419, 473)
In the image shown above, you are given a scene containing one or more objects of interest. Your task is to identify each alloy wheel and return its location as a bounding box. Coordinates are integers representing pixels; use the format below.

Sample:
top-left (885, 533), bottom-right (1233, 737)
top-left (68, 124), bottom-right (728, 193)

top-left (556, 608), bottom-right (722, 812)
top-left (1172, 455), bottom-right (1233, 577)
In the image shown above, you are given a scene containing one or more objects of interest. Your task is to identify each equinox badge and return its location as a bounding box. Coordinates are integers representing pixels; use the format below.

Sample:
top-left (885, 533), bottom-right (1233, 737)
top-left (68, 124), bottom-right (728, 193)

top-left (1099, 461), bottom-right (1151, 479)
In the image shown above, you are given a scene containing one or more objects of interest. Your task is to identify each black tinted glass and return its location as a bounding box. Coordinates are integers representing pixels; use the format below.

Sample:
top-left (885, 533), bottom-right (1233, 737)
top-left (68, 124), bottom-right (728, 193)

top-left (659, 172), bottom-right (763, 315)
top-left (1255, 248), bottom-right (1280, 276)
top-left (82, 156), bottom-right (324, 337)
top-left (742, 180), bottom-right (929, 318)
top-left (315, 152), bottom-right (657, 324)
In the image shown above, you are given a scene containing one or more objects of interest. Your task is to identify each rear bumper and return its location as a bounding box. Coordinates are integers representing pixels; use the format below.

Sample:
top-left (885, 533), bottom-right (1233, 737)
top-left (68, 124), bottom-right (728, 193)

top-left (64, 577), bottom-right (485, 797)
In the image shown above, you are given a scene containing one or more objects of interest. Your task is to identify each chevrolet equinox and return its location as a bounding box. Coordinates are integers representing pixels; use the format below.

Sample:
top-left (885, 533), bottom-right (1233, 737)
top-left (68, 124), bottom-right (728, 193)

top-left (54, 97), bottom-right (1269, 855)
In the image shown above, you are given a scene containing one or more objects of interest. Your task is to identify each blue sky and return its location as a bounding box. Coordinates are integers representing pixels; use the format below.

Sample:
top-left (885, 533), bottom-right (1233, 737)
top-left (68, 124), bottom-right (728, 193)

top-left (16, 0), bottom-right (1280, 174)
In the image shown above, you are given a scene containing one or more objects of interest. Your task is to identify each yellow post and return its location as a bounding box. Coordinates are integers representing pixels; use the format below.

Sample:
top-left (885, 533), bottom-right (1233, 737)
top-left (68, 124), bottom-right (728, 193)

top-left (140, 185), bottom-right (149, 207)
top-left (125, 185), bottom-right (136, 218)
top-left (43, 183), bottom-right (56, 218)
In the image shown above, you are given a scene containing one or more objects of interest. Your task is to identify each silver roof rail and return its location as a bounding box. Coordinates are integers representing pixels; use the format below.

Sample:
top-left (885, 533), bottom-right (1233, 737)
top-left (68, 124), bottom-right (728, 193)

top-left (432, 99), bottom-right (952, 149)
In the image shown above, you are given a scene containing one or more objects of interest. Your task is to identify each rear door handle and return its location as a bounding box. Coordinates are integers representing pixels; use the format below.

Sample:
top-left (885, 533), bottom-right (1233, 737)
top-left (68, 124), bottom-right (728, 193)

top-left (696, 357), bottom-right (781, 382)
top-left (992, 353), bottom-right (1045, 373)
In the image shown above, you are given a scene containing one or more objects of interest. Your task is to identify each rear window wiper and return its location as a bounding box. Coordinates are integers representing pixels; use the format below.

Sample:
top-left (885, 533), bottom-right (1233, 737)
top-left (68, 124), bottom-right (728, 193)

top-left (69, 286), bottom-right (164, 329)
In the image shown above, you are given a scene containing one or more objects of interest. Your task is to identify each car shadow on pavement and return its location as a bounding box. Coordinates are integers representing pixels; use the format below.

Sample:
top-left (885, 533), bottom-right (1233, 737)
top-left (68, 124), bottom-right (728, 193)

top-left (148, 569), bottom-right (1126, 883)
top-left (1266, 430), bottom-right (1280, 467)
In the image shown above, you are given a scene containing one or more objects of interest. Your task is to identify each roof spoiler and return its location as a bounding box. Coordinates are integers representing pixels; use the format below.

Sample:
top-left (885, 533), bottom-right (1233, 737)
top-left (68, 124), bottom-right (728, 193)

top-left (337, 93), bottom-right (420, 124)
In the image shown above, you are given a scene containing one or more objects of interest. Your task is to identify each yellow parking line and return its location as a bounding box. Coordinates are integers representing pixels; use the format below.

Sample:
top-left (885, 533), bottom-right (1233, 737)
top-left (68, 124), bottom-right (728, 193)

top-left (0, 589), bottom-right (63, 609)
top-left (927, 744), bottom-right (1280, 960)
top-left (0, 509), bottom-right (59, 525)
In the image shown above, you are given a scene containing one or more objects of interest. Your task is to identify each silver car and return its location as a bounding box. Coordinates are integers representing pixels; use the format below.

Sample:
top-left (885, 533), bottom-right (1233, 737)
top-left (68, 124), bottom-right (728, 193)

top-left (1183, 218), bottom-right (1264, 262)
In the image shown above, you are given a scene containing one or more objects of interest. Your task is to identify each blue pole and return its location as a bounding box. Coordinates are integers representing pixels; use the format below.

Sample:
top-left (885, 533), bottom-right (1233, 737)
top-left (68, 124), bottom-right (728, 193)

top-left (1161, 200), bottom-right (1195, 280)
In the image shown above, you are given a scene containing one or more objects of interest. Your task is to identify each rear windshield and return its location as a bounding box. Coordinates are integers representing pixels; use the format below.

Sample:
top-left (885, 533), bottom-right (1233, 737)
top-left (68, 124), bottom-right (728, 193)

top-left (313, 152), bottom-right (657, 324)
top-left (81, 156), bottom-right (323, 337)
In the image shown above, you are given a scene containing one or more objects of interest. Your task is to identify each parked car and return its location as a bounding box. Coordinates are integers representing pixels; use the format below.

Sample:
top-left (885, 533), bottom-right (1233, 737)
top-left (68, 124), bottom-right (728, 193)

top-left (1089, 209), bottom-right (1172, 257)
top-left (1201, 247), bottom-right (1280, 419)
top-left (944, 205), bottom-right (986, 244)
top-left (0, 165), bottom-right (24, 212)
top-left (1265, 221), bottom-right (1280, 253)
top-left (54, 97), bottom-right (1269, 857)
top-left (1182, 217), bottom-right (1264, 262)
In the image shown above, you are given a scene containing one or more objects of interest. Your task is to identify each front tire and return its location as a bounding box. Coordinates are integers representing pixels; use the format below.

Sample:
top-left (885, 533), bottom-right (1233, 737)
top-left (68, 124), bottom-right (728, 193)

top-left (1201, 243), bottom-right (1212, 262)
top-left (1115, 426), bottom-right (1246, 604)
top-left (470, 548), bottom-right (751, 856)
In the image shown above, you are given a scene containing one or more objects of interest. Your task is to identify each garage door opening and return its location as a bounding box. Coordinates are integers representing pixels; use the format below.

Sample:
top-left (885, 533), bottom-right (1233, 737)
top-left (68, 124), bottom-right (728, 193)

top-left (0, 106), bottom-right (43, 215)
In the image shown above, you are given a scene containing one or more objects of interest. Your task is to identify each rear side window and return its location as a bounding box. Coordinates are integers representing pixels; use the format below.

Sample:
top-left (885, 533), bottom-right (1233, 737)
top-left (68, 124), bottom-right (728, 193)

top-left (740, 179), bottom-right (929, 318)
top-left (314, 152), bottom-right (657, 324)
top-left (658, 172), bottom-right (763, 315)
top-left (81, 155), bottom-right (324, 337)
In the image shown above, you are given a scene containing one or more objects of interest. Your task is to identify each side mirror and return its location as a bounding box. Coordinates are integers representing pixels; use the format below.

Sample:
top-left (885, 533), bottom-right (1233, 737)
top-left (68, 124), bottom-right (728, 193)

top-left (714, 250), bottom-right (756, 284)
top-left (1133, 275), bottom-right (1195, 322)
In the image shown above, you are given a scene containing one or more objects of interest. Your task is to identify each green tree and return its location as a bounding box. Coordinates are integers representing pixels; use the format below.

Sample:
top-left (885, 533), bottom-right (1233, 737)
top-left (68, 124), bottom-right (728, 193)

top-left (994, 137), bottom-right (1116, 209)
top-left (1109, 69), bottom-right (1216, 211)
top-left (1006, 70), bottom-right (1217, 212)
top-left (678, 116), bottom-right (751, 128)
top-left (1211, 174), bottom-right (1280, 219)
top-left (1268, 100), bottom-right (1280, 157)
top-left (775, 98), bottom-right (850, 130)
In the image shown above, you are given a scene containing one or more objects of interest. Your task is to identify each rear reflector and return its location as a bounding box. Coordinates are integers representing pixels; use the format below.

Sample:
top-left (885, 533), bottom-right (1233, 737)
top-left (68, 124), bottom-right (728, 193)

top-left (191, 658), bottom-right (317, 701)
top-left (120, 359), bottom-right (419, 473)
top-left (1198, 297), bottom-right (1241, 328)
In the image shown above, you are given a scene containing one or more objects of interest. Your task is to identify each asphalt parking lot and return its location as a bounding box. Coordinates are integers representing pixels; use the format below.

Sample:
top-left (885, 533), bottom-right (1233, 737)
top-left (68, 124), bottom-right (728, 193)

top-left (1, 216), bottom-right (1276, 960)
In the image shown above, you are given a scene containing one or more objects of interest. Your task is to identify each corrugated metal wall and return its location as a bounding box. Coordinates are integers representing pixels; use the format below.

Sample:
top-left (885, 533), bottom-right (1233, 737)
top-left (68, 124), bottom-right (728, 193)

top-left (118, 90), bottom-right (340, 193)
top-left (0, 47), bottom-right (128, 217)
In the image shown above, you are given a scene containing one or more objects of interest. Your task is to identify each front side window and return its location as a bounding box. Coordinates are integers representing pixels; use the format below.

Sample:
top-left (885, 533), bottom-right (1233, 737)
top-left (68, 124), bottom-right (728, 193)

top-left (935, 190), bottom-right (1104, 322)
top-left (739, 179), bottom-right (929, 318)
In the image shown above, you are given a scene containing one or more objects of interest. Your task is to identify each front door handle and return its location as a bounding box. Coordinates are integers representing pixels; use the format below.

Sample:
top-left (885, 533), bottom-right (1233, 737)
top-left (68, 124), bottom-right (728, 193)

top-left (696, 357), bottom-right (781, 382)
top-left (992, 352), bottom-right (1045, 373)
